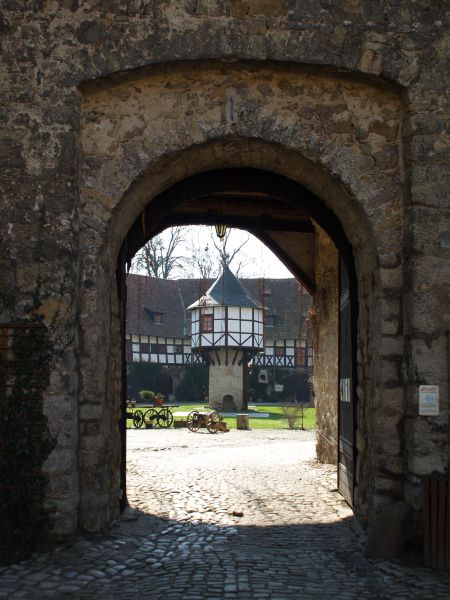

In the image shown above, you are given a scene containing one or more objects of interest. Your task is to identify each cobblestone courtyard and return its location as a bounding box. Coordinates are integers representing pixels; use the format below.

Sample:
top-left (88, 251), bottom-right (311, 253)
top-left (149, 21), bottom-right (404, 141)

top-left (1, 429), bottom-right (449, 599)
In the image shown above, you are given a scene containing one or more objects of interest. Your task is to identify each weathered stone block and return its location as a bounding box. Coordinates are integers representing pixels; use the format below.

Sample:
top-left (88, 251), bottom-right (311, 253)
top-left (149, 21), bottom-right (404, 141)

top-left (79, 403), bottom-right (104, 420)
top-left (15, 263), bottom-right (40, 291)
top-left (44, 495), bottom-right (80, 519)
top-left (43, 395), bottom-right (75, 420)
top-left (47, 510), bottom-right (78, 538)
top-left (373, 476), bottom-right (403, 497)
top-left (365, 502), bottom-right (413, 559)
top-left (378, 456), bottom-right (404, 476)
top-left (43, 448), bottom-right (76, 474)
top-left (379, 335), bottom-right (405, 357)
top-left (380, 387), bottom-right (404, 416)
top-left (79, 431), bottom-right (105, 450)
top-left (47, 473), bottom-right (78, 499)
top-left (409, 454), bottom-right (447, 476)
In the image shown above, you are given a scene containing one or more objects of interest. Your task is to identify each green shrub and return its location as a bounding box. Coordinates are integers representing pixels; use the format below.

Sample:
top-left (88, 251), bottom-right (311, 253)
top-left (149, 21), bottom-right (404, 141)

top-left (138, 389), bottom-right (155, 402)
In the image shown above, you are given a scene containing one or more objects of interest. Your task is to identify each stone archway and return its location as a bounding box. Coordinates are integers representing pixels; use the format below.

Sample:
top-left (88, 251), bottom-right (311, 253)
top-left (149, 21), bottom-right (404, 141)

top-left (119, 165), bottom-right (360, 508)
top-left (77, 61), bottom-right (405, 532)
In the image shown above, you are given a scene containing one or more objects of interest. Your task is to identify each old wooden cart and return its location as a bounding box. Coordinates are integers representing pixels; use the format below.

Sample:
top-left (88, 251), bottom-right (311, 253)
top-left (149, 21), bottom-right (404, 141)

top-left (186, 410), bottom-right (224, 433)
top-left (131, 405), bottom-right (178, 429)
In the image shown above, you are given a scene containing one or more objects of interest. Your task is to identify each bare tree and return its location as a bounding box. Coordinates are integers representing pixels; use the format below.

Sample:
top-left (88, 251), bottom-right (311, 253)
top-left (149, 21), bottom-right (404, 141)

top-left (131, 227), bottom-right (187, 279)
top-left (211, 229), bottom-right (253, 276)
top-left (183, 228), bottom-right (254, 279)
top-left (182, 228), bottom-right (216, 279)
top-left (132, 226), bottom-right (258, 280)
top-left (189, 245), bottom-right (216, 280)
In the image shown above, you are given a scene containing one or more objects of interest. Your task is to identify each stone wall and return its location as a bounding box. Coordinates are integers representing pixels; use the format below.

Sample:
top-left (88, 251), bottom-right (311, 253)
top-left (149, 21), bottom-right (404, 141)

top-left (0, 2), bottom-right (449, 539)
top-left (312, 228), bottom-right (339, 465)
top-left (209, 351), bottom-right (244, 411)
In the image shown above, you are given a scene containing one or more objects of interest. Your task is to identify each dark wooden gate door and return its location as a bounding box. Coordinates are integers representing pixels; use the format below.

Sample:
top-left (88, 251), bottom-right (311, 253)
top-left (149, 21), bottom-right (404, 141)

top-left (338, 256), bottom-right (356, 506)
top-left (118, 246), bottom-right (128, 512)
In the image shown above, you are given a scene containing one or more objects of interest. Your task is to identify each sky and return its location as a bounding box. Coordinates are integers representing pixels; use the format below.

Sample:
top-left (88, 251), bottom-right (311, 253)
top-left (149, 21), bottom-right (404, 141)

top-left (131, 225), bottom-right (294, 279)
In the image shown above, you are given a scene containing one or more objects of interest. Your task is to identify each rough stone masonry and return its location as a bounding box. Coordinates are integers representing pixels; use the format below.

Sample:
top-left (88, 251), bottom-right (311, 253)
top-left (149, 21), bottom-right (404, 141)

top-left (0, 1), bottom-right (449, 554)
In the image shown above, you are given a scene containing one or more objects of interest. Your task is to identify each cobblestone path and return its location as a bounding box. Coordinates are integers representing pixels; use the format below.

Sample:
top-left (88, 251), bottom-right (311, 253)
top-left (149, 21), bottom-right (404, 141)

top-left (1, 429), bottom-right (449, 599)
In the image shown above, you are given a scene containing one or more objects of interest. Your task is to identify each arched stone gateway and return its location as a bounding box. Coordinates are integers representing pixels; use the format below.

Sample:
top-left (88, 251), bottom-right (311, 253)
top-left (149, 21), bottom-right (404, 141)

top-left (1, 5), bottom-right (449, 561)
top-left (78, 63), bottom-right (400, 530)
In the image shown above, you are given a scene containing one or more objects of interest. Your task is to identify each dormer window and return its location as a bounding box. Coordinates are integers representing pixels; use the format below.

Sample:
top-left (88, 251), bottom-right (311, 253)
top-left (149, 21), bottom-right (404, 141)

top-left (144, 308), bottom-right (164, 324)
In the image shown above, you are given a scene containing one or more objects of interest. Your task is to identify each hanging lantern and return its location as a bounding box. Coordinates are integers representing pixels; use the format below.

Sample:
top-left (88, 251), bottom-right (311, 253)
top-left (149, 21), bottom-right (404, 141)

top-left (214, 224), bottom-right (227, 241)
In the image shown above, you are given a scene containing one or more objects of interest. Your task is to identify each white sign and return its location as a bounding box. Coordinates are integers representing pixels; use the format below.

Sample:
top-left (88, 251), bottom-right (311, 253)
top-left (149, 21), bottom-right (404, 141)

top-left (419, 385), bottom-right (440, 416)
top-left (340, 378), bottom-right (351, 403)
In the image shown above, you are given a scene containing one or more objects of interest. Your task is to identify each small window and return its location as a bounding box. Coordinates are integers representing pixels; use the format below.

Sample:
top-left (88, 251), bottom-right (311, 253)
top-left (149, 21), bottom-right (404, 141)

top-left (151, 343), bottom-right (167, 353)
top-left (265, 314), bottom-right (276, 327)
top-left (295, 346), bottom-right (306, 366)
top-left (275, 346), bottom-right (285, 357)
top-left (200, 313), bottom-right (214, 333)
top-left (175, 345), bottom-right (183, 354)
top-left (140, 343), bottom-right (150, 353)
top-left (154, 313), bottom-right (163, 324)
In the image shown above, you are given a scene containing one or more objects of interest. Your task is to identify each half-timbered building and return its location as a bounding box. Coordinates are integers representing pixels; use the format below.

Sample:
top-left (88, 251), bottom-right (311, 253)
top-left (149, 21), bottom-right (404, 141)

top-left (187, 266), bottom-right (264, 409)
top-left (126, 270), bottom-right (312, 404)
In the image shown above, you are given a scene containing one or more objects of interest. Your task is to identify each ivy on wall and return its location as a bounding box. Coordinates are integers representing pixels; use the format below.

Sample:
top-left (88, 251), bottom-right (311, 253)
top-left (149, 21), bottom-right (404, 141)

top-left (0, 321), bottom-right (56, 564)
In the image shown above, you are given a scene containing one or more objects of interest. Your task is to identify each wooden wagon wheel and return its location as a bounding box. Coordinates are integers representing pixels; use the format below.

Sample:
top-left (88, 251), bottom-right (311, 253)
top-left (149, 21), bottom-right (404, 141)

top-left (206, 411), bottom-right (220, 434)
top-left (144, 408), bottom-right (157, 427)
top-left (157, 407), bottom-right (174, 428)
top-left (187, 410), bottom-right (201, 432)
top-left (132, 409), bottom-right (144, 429)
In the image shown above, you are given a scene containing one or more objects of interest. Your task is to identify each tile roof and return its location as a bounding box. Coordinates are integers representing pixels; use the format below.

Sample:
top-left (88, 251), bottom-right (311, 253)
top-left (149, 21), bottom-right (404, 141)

top-left (187, 266), bottom-right (260, 309)
top-left (126, 274), bottom-right (186, 338)
top-left (126, 272), bottom-right (310, 341)
top-left (242, 278), bottom-right (311, 340)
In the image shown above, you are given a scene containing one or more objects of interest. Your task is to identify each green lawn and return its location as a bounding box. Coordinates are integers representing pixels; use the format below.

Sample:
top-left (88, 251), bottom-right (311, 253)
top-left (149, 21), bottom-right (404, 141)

top-left (127, 403), bottom-right (315, 431)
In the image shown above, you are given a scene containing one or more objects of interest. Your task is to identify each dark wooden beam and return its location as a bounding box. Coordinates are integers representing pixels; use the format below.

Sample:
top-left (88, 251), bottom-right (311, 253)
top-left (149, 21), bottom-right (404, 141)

top-left (252, 229), bottom-right (316, 295)
top-left (160, 213), bottom-right (314, 232)
top-left (124, 167), bottom-right (354, 285)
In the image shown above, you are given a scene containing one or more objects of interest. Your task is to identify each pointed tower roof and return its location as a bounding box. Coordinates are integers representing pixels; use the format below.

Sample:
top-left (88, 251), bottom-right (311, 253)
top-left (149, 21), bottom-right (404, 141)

top-left (187, 265), bottom-right (260, 309)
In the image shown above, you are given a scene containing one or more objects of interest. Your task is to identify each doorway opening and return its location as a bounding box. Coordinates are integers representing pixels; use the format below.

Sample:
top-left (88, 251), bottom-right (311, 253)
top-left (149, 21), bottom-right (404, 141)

top-left (117, 167), bottom-right (358, 513)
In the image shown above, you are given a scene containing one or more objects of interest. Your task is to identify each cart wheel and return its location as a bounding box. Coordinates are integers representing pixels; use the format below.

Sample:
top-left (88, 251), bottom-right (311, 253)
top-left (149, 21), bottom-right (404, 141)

top-left (144, 409), bottom-right (157, 427)
top-left (133, 410), bottom-right (144, 429)
top-left (157, 408), bottom-right (174, 428)
top-left (207, 411), bottom-right (220, 433)
top-left (187, 411), bottom-right (201, 432)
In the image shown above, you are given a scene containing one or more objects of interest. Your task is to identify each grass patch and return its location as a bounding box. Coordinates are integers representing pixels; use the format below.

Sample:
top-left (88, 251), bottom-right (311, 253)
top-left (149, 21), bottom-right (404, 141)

top-left (127, 403), bottom-right (315, 431)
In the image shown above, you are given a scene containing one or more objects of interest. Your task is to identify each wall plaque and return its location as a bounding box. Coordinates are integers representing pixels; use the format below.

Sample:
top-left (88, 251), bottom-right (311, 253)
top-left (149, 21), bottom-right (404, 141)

top-left (419, 385), bottom-right (440, 416)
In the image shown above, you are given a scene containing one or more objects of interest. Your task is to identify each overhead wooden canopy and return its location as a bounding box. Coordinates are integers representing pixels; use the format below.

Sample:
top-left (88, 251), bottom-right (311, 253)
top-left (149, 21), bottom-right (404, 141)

top-left (123, 168), bottom-right (352, 295)
top-left (161, 191), bottom-right (314, 233)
